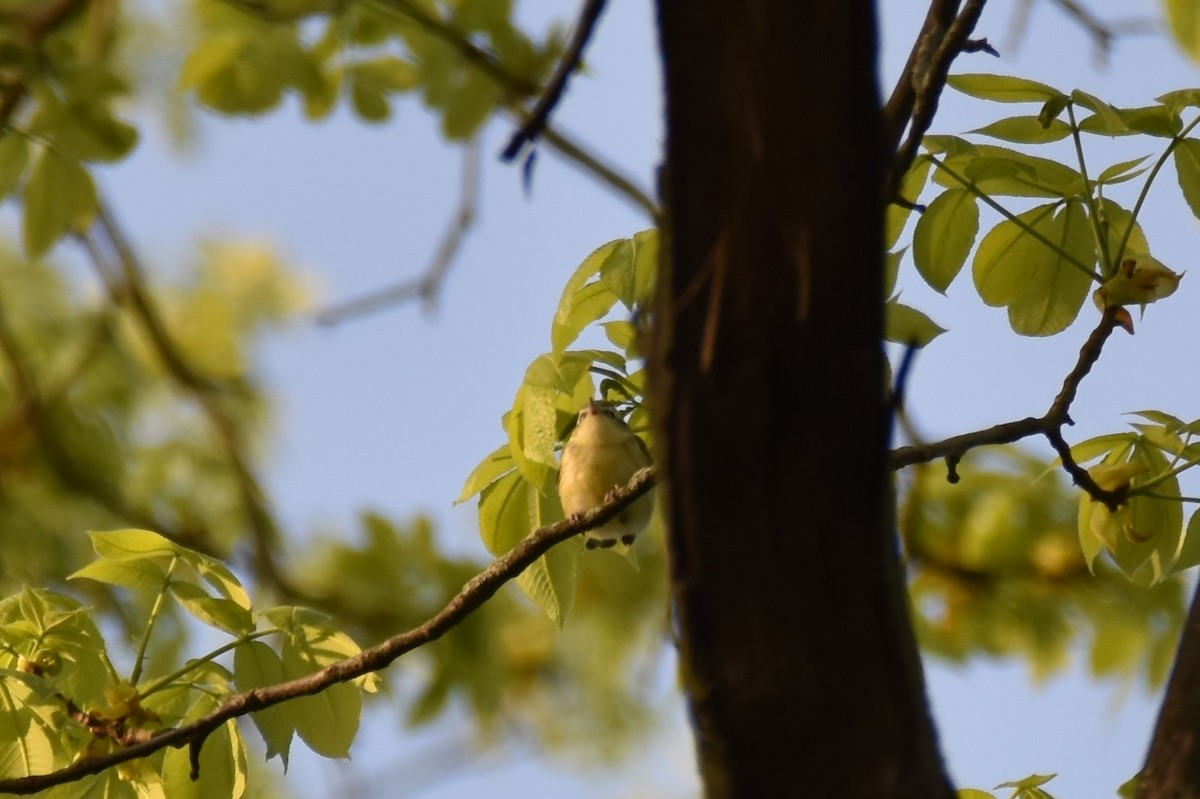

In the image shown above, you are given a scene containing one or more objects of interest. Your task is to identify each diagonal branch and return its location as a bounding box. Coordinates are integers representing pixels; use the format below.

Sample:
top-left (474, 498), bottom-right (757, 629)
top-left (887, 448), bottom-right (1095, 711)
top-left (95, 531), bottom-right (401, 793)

top-left (0, 466), bottom-right (657, 795)
top-left (501, 0), bottom-right (607, 161)
top-left (890, 307), bottom-right (1126, 509)
top-left (368, 0), bottom-right (658, 218)
top-left (886, 0), bottom-right (991, 200)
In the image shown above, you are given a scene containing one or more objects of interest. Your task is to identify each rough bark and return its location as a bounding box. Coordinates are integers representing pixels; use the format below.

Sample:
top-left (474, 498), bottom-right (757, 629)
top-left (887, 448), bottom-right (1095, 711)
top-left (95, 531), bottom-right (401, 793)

top-left (1138, 578), bottom-right (1200, 798)
top-left (651, 2), bottom-right (955, 796)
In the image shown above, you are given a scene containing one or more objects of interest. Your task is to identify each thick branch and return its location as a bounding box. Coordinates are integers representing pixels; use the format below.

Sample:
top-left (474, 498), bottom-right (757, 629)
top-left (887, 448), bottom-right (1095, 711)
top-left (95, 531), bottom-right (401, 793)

top-left (501, 0), bottom-right (607, 161)
top-left (890, 308), bottom-right (1125, 508)
top-left (0, 467), bottom-right (657, 795)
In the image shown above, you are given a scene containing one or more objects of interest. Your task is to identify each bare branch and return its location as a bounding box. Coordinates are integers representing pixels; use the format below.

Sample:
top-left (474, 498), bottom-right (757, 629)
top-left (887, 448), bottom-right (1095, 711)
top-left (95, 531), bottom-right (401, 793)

top-left (501, 0), bottom-right (607, 162)
top-left (1007, 0), bottom-right (1157, 65)
top-left (891, 308), bottom-right (1126, 509)
top-left (886, 0), bottom-right (990, 200)
top-left (315, 140), bottom-right (481, 325)
top-left (0, 467), bottom-right (657, 795)
top-left (369, 0), bottom-right (658, 218)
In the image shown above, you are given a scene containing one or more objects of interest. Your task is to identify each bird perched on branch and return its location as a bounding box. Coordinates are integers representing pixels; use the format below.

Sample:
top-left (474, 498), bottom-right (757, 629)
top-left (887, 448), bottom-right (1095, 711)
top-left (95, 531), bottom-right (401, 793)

top-left (558, 399), bottom-right (654, 549)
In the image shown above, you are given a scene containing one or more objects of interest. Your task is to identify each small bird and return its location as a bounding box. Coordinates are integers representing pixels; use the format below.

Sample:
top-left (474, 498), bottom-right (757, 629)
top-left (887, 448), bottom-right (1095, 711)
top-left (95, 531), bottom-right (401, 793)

top-left (558, 399), bottom-right (654, 549)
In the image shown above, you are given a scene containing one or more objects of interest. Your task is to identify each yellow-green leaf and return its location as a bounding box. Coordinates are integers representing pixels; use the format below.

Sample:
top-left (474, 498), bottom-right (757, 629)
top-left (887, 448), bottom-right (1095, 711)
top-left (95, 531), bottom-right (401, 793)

top-left (948, 73), bottom-right (1065, 103)
top-left (971, 115), bottom-right (1071, 144)
top-left (23, 149), bottom-right (97, 258)
top-left (1174, 138), bottom-right (1200, 222)
top-left (884, 301), bottom-right (945, 347)
top-left (913, 189), bottom-right (977, 293)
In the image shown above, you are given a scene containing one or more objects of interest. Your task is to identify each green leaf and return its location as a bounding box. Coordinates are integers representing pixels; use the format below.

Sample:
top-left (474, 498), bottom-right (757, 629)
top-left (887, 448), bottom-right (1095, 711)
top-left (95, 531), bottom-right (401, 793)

top-left (478, 470), bottom-right (533, 555)
top-left (883, 247), bottom-right (905, 298)
top-left (234, 641), bottom-right (294, 768)
top-left (957, 791), bottom-right (995, 799)
top-left (1097, 198), bottom-right (1149, 269)
top-left (1129, 410), bottom-right (1186, 431)
top-left (163, 719), bottom-right (247, 799)
top-left (88, 528), bottom-right (179, 560)
top-left (1158, 88), bottom-right (1200, 113)
top-left (179, 31), bottom-right (248, 90)
top-left (1096, 155), bottom-right (1151, 186)
top-left (1008, 201), bottom-right (1094, 335)
top-left (934, 146), bottom-right (1082, 198)
top-left (551, 239), bottom-right (623, 353)
top-left (0, 672), bottom-right (62, 777)
top-left (913, 189), bottom-right (977, 293)
top-left (884, 301), bottom-right (945, 347)
top-left (0, 135), bottom-right (29, 202)
top-left (1165, 0), bottom-right (1200, 62)
top-left (68, 558), bottom-right (166, 592)
top-left (1072, 89), bottom-right (1131, 135)
top-left (971, 115), bottom-right (1071, 144)
top-left (973, 201), bottom-right (1094, 335)
top-left (456, 445), bottom-right (515, 504)
top-left (886, 156), bottom-right (931, 249)
top-left (516, 535), bottom-right (582, 626)
top-left (1173, 510), bottom-right (1200, 574)
top-left (23, 149), bottom-right (97, 259)
top-left (947, 73), bottom-right (1065, 103)
top-left (973, 204), bottom-right (1056, 306)
top-left (1116, 105), bottom-right (1183, 138)
top-left (1038, 95), bottom-right (1069, 127)
top-left (169, 582), bottom-right (255, 636)
top-left (353, 56), bottom-right (419, 93)
top-left (281, 642), bottom-right (361, 758)
top-left (442, 67), bottom-right (503, 140)
top-left (1173, 138), bottom-right (1200, 222)
top-left (350, 75), bottom-right (390, 122)
top-left (599, 228), bottom-right (657, 309)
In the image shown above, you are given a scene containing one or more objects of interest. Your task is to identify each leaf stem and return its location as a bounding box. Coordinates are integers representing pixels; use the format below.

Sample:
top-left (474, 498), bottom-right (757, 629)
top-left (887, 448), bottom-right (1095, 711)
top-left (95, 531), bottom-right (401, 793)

top-left (1114, 112), bottom-right (1200, 266)
top-left (130, 556), bottom-right (177, 686)
top-left (138, 629), bottom-right (274, 700)
top-left (1066, 102), bottom-right (1111, 272)
top-left (927, 154), bottom-right (1102, 282)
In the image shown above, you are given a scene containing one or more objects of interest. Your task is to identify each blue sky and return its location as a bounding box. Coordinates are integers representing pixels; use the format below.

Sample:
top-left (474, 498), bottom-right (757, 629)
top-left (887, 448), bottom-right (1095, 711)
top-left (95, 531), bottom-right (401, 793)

top-left (88, 0), bottom-right (1200, 795)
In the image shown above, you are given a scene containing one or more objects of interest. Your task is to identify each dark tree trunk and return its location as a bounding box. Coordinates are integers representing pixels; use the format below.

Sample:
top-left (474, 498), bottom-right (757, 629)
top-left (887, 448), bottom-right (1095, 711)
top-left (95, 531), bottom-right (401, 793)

top-left (1139, 579), bottom-right (1200, 798)
top-left (651, 2), bottom-right (954, 796)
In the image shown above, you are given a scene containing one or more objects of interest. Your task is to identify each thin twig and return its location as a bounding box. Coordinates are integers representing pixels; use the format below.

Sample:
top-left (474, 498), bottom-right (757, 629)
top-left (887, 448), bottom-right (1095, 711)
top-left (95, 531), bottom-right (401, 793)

top-left (315, 140), bottom-right (481, 325)
top-left (367, 0), bottom-right (657, 219)
top-left (501, 0), bottom-right (607, 162)
top-left (890, 308), bottom-right (1126, 509)
top-left (0, 466), bottom-right (657, 795)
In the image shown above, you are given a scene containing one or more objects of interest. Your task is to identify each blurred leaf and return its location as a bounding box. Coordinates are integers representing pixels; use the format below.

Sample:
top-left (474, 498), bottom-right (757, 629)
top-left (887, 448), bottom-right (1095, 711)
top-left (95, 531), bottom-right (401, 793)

top-left (23, 149), bottom-right (97, 258)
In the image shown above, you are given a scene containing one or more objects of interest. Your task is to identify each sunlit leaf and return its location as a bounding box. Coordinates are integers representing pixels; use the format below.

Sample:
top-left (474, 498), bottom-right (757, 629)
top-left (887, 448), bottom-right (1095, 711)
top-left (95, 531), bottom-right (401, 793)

top-left (971, 115), bottom-right (1071, 144)
top-left (884, 301), bottom-right (945, 347)
top-left (913, 189), bottom-right (977, 293)
top-left (948, 73), bottom-right (1064, 103)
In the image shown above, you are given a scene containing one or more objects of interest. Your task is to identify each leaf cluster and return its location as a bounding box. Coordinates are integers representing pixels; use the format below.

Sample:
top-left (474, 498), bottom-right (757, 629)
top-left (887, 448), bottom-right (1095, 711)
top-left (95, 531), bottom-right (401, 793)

top-left (459, 229), bottom-right (657, 624)
top-left (179, 0), bottom-right (562, 137)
